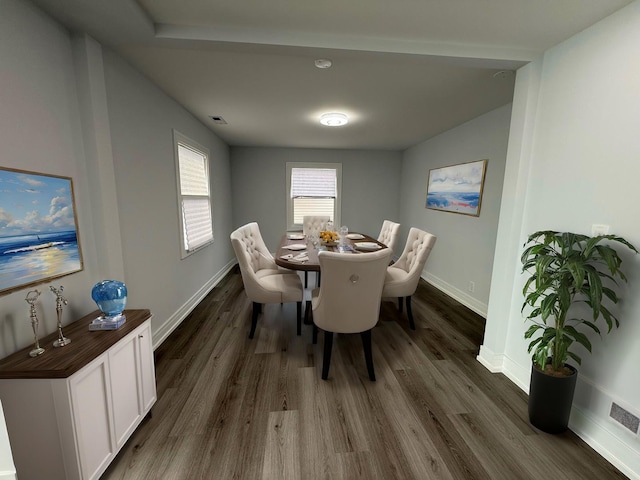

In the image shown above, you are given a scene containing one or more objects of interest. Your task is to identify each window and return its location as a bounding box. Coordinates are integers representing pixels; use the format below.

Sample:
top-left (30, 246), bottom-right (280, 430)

top-left (286, 162), bottom-right (342, 230)
top-left (173, 130), bottom-right (213, 257)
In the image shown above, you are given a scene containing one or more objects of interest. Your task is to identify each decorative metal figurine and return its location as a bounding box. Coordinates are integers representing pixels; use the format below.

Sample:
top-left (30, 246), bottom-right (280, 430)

top-left (25, 289), bottom-right (45, 357)
top-left (50, 285), bottom-right (71, 347)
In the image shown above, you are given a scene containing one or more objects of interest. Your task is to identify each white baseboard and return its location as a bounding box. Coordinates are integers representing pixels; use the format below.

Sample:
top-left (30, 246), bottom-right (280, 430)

top-left (476, 345), bottom-right (504, 373)
top-left (423, 272), bottom-right (488, 318)
top-left (152, 259), bottom-right (236, 348)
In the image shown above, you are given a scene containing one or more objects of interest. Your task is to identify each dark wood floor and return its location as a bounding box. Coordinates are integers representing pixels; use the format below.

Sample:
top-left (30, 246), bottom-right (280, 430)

top-left (102, 267), bottom-right (626, 479)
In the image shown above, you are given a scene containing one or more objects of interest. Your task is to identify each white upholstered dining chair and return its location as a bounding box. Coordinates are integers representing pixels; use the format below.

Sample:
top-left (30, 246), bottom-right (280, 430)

top-left (377, 220), bottom-right (401, 255)
top-left (311, 248), bottom-right (393, 381)
top-left (381, 227), bottom-right (437, 330)
top-left (230, 222), bottom-right (303, 338)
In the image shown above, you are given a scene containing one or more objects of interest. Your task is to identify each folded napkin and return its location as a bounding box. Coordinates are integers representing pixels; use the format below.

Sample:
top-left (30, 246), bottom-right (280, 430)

top-left (289, 252), bottom-right (309, 263)
top-left (282, 244), bottom-right (307, 250)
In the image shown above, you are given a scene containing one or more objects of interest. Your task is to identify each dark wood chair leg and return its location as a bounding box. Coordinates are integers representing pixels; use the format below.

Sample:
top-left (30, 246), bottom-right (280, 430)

top-left (304, 300), bottom-right (312, 325)
top-left (321, 331), bottom-right (334, 380)
top-left (305, 271), bottom-right (308, 288)
top-left (317, 271), bottom-right (321, 287)
top-left (398, 297), bottom-right (403, 313)
top-left (406, 296), bottom-right (415, 330)
top-left (361, 329), bottom-right (376, 381)
top-left (249, 302), bottom-right (261, 339)
top-left (312, 324), bottom-right (318, 344)
top-left (296, 301), bottom-right (302, 336)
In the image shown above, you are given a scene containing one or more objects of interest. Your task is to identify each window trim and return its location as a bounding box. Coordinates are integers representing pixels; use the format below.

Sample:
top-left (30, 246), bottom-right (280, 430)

top-left (286, 162), bottom-right (342, 231)
top-left (173, 129), bottom-right (213, 258)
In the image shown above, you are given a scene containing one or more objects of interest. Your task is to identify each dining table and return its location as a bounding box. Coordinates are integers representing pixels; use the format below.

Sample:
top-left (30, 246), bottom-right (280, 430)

top-left (274, 231), bottom-right (387, 324)
top-left (274, 231), bottom-right (387, 271)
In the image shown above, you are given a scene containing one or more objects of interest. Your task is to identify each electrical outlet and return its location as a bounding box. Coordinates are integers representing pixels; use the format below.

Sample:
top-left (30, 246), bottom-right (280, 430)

top-left (468, 281), bottom-right (475, 293)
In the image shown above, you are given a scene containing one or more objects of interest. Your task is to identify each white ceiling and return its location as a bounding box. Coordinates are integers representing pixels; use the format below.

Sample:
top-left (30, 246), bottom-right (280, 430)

top-left (31, 0), bottom-right (632, 150)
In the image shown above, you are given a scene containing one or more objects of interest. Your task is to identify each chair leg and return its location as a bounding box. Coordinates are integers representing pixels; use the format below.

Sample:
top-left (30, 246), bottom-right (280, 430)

top-left (398, 297), bottom-right (403, 313)
top-left (296, 301), bottom-right (302, 336)
top-left (321, 331), bottom-right (334, 380)
top-left (304, 300), bottom-right (312, 325)
top-left (305, 271), bottom-right (308, 288)
top-left (249, 302), bottom-right (261, 339)
top-left (361, 329), bottom-right (376, 381)
top-left (317, 271), bottom-right (321, 287)
top-left (406, 296), bottom-right (415, 330)
top-left (312, 324), bottom-right (318, 344)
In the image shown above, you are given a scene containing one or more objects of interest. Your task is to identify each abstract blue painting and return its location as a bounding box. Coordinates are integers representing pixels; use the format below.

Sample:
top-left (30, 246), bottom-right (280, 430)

top-left (426, 159), bottom-right (487, 216)
top-left (0, 167), bottom-right (83, 295)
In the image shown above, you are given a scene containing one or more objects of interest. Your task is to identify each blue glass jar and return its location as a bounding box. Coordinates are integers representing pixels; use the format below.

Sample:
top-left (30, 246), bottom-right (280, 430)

top-left (91, 280), bottom-right (127, 318)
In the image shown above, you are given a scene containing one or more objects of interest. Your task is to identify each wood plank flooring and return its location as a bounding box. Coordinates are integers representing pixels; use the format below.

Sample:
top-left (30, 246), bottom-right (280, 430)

top-left (101, 268), bottom-right (626, 479)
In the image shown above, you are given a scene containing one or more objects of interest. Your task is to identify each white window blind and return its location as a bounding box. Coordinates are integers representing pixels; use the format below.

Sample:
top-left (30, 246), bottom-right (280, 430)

top-left (291, 168), bottom-right (337, 198)
top-left (175, 133), bottom-right (213, 256)
top-left (286, 164), bottom-right (341, 228)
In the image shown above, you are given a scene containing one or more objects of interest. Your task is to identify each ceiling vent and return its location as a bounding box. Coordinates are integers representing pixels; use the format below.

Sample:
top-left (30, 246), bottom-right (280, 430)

top-left (210, 115), bottom-right (228, 125)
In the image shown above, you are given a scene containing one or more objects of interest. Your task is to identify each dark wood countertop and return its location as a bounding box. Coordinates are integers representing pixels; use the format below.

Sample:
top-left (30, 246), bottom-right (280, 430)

top-left (0, 309), bottom-right (152, 379)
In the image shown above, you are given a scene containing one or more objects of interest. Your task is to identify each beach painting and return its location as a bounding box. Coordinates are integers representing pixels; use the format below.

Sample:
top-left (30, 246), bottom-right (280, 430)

top-left (0, 167), bottom-right (83, 295)
top-left (426, 159), bottom-right (487, 216)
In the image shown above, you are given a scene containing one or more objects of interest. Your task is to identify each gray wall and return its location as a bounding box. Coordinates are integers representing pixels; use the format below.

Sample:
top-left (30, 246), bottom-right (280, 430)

top-left (230, 147), bottom-right (402, 251)
top-left (0, 1), bottom-right (100, 357)
top-left (400, 105), bottom-right (511, 315)
top-left (0, 0), bottom-right (235, 356)
top-left (102, 49), bottom-right (235, 343)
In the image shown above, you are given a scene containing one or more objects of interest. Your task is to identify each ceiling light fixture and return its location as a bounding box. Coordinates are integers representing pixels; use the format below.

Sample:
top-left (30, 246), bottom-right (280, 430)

top-left (314, 59), bottom-right (332, 69)
top-left (320, 112), bottom-right (348, 127)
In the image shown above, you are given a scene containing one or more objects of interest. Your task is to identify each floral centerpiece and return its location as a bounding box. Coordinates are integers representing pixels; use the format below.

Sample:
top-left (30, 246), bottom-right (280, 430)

top-left (319, 230), bottom-right (339, 245)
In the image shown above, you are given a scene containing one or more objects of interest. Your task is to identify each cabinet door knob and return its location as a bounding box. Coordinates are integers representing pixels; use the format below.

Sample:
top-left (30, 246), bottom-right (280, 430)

top-left (139, 335), bottom-right (144, 338)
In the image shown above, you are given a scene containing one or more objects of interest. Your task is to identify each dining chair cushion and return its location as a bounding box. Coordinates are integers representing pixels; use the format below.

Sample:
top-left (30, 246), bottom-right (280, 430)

top-left (255, 273), bottom-right (304, 304)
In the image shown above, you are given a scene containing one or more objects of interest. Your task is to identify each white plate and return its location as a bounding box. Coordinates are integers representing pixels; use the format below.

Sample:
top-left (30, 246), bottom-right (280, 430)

top-left (354, 242), bottom-right (382, 251)
top-left (287, 233), bottom-right (305, 240)
top-left (283, 244), bottom-right (307, 250)
top-left (346, 233), bottom-right (365, 240)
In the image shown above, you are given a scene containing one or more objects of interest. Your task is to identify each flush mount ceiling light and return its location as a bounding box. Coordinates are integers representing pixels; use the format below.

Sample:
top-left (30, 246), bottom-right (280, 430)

top-left (314, 58), bottom-right (332, 69)
top-left (320, 112), bottom-right (348, 126)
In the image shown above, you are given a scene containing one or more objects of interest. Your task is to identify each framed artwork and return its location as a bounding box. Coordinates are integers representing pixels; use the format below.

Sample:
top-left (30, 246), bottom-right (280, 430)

top-left (425, 159), bottom-right (487, 216)
top-left (0, 167), bottom-right (83, 295)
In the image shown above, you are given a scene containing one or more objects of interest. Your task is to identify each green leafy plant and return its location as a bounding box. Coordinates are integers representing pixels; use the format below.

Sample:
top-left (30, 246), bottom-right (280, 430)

top-left (521, 230), bottom-right (637, 374)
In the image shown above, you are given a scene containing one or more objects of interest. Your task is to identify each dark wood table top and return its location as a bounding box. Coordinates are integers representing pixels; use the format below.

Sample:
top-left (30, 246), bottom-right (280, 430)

top-left (274, 232), bottom-right (386, 272)
top-left (0, 309), bottom-right (152, 379)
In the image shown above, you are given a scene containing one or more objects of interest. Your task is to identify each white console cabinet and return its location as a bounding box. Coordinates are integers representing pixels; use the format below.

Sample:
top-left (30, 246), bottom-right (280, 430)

top-left (0, 310), bottom-right (156, 480)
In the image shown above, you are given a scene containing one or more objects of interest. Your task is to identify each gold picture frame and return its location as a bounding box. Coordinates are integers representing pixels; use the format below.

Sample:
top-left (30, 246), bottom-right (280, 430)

top-left (0, 167), bottom-right (84, 295)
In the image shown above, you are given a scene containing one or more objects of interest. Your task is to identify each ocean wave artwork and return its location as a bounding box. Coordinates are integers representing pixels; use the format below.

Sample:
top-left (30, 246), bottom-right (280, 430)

top-left (425, 159), bottom-right (487, 216)
top-left (0, 167), bottom-right (83, 294)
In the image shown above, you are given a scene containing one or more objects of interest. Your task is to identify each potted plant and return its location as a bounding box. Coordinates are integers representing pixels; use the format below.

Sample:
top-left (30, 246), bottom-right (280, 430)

top-left (521, 230), bottom-right (637, 433)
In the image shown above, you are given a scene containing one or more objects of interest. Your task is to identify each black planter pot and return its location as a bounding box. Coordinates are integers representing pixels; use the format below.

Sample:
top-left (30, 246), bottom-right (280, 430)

top-left (528, 363), bottom-right (578, 434)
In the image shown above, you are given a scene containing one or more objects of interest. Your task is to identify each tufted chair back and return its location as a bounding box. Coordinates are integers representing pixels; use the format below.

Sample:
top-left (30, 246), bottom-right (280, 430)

top-left (382, 227), bottom-right (436, 329)
top-left (377, 220), bottom-right (401, 255)
top-left (312, 248), bottom-right (393, 334)
top-left (303, 216), bottom-right (330, 236)
top-left (231, 222), bottom-right (276, 276)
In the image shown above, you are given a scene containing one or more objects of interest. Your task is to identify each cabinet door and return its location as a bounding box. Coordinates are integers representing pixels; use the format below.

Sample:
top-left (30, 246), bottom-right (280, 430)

top-left (137, 324), bottom-right (157, 412)
top-left (109, 332), bottom-right (141, 448)
top-left (69, 358), bottom-right (113, 480)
